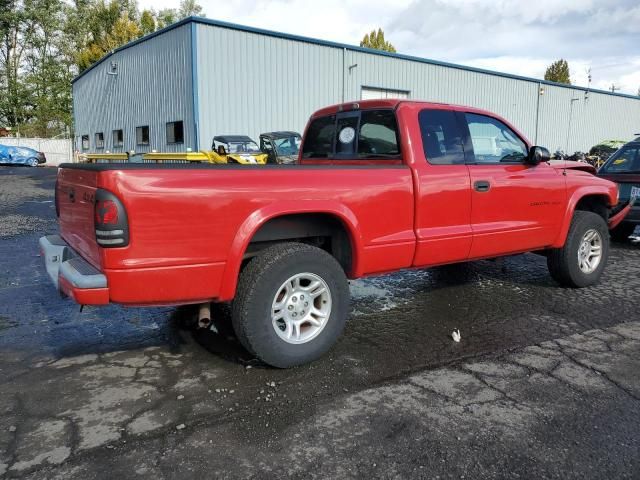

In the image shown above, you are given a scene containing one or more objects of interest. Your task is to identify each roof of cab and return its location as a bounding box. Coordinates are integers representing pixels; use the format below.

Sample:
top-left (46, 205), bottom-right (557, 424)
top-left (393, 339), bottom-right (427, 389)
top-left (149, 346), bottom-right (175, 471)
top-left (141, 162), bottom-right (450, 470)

top-left (260, 131), bottom-right (301, 138)
top-left (213, 135), bottom-right (255, 143)
top-left (310, 99), bottom-right (496, 118)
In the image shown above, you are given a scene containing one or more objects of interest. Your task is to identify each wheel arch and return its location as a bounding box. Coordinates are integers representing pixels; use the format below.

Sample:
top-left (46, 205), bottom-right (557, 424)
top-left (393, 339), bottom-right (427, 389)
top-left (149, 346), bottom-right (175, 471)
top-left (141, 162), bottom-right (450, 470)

top-left (552, 188), bottom-right (614, 248)
top-left (218, 203), bottom-right (363, 301)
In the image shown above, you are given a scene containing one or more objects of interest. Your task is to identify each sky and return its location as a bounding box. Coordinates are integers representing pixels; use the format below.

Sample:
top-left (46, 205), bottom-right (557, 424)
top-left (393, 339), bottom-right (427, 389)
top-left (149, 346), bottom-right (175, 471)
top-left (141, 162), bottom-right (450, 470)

top-left (139, 0), bottom-right (640, 95)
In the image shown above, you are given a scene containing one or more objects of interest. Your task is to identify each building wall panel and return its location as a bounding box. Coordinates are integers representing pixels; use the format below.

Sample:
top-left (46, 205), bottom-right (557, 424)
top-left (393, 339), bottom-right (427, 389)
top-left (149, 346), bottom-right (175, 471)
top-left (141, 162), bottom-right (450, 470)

top-left (72, 24), bottom-right (194, 154)
top-left (195, 24), bottom-right (343, 146)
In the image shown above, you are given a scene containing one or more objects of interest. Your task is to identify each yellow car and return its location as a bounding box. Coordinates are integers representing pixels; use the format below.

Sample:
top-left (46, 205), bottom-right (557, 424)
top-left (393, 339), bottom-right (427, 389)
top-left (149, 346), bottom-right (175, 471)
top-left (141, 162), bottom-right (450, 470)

top-left (211, 135), bottom-right (268, 164)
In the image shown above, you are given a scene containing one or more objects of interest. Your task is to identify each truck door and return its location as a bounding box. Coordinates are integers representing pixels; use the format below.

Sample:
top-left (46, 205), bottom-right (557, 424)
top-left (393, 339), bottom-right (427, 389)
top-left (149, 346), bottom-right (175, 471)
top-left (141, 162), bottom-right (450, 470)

top-left (412, 107), bottom-right (473, 266)
top-left (460, 111), bottom-right (566, 258)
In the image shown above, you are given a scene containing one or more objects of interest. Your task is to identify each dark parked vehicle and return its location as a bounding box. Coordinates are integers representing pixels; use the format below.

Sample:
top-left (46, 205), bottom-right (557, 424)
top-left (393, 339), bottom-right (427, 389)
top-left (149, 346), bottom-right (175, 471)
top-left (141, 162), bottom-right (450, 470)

top-left (259, 131), bottom-right (301, 164)
top-left (598, 135), bottom-right (640, 241)
top-left (0, 144), bottom-right (46, 167)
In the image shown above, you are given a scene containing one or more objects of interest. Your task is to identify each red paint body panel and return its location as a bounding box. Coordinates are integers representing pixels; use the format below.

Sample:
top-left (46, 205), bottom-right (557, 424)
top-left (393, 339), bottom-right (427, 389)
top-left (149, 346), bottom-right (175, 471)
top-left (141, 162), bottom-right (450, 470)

top-left (53, 99), bottom-right (621, 306)
top-left (57, 169), bottom-right (103, 269)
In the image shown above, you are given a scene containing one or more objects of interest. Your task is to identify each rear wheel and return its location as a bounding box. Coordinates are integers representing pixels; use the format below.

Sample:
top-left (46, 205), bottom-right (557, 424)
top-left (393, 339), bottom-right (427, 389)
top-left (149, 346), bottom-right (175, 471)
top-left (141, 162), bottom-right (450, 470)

top-left (232, 242), bottom-right (349, 368)
top-left (610, 222), bottom-right (636, 242)
top-left (547, 211), bottom-right (609, 287)
top-left (28, 157), bottom-right (38, 167)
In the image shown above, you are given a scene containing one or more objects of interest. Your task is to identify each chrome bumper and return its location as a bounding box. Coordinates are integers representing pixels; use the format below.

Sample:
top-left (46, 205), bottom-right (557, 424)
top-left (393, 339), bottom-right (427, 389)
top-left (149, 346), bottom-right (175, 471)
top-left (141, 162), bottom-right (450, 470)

top-left (39, 235), bottom-right (107, 290)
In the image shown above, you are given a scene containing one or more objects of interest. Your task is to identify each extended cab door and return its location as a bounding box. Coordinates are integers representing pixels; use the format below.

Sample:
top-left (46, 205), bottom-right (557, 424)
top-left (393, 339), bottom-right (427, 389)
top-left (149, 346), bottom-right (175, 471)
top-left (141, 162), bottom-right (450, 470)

top-left (460, 111), bottom-right (566, 258)
top-left (412, 107), bottom-right (473, 266)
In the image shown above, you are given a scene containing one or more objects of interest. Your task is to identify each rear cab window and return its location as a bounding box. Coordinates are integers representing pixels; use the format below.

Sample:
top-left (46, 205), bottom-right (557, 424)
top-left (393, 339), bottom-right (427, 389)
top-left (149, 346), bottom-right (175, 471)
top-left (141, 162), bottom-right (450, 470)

top-left (302, 109), bottom-right (401, 161)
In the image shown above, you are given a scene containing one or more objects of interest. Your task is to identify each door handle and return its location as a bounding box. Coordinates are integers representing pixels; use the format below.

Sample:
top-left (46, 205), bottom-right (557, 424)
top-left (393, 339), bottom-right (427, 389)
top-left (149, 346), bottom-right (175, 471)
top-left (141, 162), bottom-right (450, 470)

top-left (474, 180), bottom-right (491, 192)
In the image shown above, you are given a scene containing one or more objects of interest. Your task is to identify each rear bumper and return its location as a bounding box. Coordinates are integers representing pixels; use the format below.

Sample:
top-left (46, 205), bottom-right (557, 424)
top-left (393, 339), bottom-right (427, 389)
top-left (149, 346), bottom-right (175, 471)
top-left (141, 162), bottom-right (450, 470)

top-left (39, 235), bottom-right (109, 305)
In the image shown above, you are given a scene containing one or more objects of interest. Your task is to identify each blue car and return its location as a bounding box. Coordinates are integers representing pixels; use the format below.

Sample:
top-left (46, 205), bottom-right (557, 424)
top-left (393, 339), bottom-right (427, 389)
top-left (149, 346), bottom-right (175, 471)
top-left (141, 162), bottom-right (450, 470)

top-left (0, 144), bottom-right (46, 167)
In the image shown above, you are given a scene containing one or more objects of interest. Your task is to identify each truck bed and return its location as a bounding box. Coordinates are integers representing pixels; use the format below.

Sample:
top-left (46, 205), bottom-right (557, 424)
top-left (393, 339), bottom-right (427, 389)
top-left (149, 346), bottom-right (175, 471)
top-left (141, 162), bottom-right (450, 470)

top-left (56, 162), bottom-right (416, 305)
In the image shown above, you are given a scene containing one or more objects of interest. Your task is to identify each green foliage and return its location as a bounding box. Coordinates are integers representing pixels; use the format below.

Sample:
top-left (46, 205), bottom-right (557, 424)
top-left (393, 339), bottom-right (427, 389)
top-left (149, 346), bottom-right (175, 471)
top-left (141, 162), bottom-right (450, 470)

top-left (0, 0), bottom-right (204, 136)
top-left (360, 28), bottom-right (396, 53)
top-left (179, 0), bottom-right (202, 18)
top-left (544, 59), bottom-right (571, 85)
top-left (140, 10), bottom-right (155, 35)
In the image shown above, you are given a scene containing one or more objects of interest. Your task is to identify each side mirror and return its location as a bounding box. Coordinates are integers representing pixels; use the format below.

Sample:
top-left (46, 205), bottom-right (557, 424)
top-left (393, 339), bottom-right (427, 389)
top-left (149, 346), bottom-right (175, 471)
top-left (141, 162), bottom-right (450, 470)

top-left (526, 146), bottom-right (550, 165)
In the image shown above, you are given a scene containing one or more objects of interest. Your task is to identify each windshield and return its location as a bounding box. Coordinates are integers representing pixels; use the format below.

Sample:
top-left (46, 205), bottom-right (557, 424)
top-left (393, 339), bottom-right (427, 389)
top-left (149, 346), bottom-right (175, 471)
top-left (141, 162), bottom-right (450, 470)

top-left (214, 139), bottom-right (261, 154)
top-left (228, 141), bottom-right (260, 154)
top-left (273, 136), bottom-right (301, 156)
top-left (600, 145), bottom-right (640, 173)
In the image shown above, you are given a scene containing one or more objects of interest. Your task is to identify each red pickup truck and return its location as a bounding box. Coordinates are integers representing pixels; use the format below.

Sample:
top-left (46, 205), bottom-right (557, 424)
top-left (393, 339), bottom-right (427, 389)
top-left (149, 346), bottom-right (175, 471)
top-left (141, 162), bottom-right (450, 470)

top-left (41, 100), bottom-right (630, 367)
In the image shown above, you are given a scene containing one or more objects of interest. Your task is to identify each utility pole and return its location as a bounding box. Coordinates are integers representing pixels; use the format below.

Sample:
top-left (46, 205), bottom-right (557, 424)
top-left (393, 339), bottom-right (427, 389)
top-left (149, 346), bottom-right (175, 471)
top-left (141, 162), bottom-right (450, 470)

top-left (610, 84), bottom-right (620, 93)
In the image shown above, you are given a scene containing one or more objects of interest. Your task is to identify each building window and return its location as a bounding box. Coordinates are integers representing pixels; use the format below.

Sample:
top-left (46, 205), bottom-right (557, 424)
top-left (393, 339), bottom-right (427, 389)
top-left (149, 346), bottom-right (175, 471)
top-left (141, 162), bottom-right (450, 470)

top-left (113, 129), bottom-right (124, 148)
top-left (81, 135), bottom-right (89, 150)
top-left (166, 121), bottom-right (184, 144)
top-left (361, 86), bottom-right (410, 100)
top-left (95, 132), bottom-right (104, 149)
top-left (136, 126), bottom-right (150, 146)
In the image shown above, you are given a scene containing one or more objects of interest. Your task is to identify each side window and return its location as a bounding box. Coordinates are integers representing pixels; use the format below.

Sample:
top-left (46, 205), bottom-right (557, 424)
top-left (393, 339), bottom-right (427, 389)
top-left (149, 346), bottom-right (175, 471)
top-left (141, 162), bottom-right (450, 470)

top-left (418, 109), bottom-right (465, 165)
top-left (601, 147), bottom-right (639, 173)
top-left (302, 115), bottom-right (335, 158)
top-left (465, 113), bottom-right (527, 164)
top-left (358, 110), bottom-right (400, 157)
top-left (95, 132), bottom-right (104, 149)
top-left (81, 135), bottom-right (89, 150)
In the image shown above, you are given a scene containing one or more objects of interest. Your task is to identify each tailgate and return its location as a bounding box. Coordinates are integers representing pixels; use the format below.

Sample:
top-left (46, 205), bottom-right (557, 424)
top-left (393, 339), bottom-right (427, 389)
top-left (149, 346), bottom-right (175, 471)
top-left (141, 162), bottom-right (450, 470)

top-left (57, 168), bottom-right (102, 268)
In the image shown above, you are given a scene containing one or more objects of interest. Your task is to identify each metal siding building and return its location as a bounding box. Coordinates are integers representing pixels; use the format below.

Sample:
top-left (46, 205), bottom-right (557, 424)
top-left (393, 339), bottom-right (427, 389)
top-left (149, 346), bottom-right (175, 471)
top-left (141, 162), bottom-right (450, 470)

top-left (73, 17), bottom-right (640, 155)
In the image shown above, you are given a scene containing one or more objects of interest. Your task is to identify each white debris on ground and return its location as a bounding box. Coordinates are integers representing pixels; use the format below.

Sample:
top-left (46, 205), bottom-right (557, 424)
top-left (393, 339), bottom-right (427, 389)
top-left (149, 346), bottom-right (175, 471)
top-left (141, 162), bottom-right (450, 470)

top-left (452, 329), bottom-right (461, 343)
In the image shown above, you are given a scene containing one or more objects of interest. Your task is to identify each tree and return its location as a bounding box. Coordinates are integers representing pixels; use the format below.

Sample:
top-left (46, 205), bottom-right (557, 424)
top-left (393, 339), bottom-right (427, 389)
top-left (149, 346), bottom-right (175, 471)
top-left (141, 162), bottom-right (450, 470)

top-left (0, 0), bottom-right (36, 128)
top-left (155, 8), bottom-right (177, 29)
top-left (544, 59), bottom-right (571, 85)
top-left (21, 0), bottom-right (73, 136)
top-left (139, 9), bottom-right (155, 35)
top-left (360, 28), bottom-right (396, 53)
top-left (76, 5), bottom-right (142, 72)
top-left (178, 0), bottom-right (202, 18)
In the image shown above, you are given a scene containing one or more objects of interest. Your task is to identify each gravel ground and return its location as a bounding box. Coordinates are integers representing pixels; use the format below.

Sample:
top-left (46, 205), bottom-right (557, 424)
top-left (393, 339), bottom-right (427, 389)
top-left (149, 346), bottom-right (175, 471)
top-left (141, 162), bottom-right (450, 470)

top-left (0, 166), bottom-right (638, 479)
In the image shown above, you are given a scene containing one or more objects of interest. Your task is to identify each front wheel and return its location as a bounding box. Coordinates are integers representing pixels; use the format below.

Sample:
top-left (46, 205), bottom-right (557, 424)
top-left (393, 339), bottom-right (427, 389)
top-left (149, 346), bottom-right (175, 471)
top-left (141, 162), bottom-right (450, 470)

top-left (547, 211), bottom-right (609, 287)
top-left (232, 242), bottom-right (349, 368)
top-left (28, 157), bottom-right (39, 167)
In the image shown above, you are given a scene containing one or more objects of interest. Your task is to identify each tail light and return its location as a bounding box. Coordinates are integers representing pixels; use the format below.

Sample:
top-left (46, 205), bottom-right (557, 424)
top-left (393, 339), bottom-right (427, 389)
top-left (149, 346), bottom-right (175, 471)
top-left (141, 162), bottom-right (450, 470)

top-left (94, 189), bottom-right (129, 247)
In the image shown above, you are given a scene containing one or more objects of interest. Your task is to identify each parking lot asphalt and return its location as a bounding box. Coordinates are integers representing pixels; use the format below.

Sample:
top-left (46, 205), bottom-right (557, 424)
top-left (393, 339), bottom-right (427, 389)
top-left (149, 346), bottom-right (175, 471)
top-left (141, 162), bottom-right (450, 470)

top-left (1, 166), bottom-right (639, 479)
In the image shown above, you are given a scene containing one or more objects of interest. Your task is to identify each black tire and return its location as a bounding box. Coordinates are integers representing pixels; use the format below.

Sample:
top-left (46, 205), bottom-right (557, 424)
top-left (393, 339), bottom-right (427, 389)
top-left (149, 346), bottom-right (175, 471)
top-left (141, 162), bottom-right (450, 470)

top-left (547, 211), bottom-right (609, 288)
top-left (232, 242), bottom-right (349, 368)
top-left (610, 222), bottom-right (636, 243)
